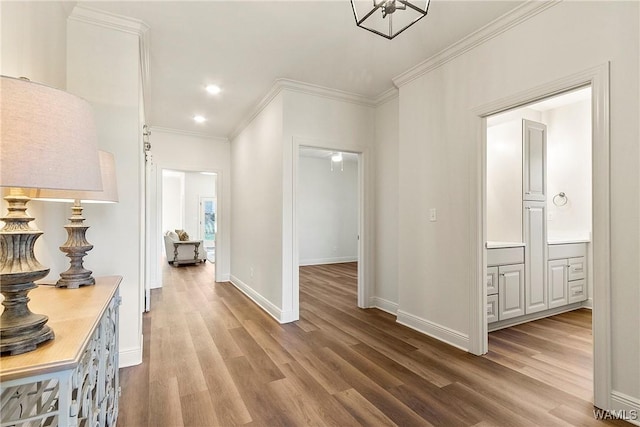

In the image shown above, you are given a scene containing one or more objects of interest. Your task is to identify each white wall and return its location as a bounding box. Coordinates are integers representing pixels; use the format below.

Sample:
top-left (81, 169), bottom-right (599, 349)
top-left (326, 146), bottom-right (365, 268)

top-left (544, 99), bottom-right (592, 240)
top-left (150, 129), bottom-right (230, 284)
top-left (373, 95), bottom-right (399, 312)
top-left (397, 0), bottom-right (638, 407)
top-left (283, 89), bottom-right (375, 319)
top-left (298, 156), bottom-right (358, 266)
top-left (486, 120), bottom-right (524, 242)
top-left (0, 1), bottom-right (73, 279)
top-left (184, 172), bottom-right (216, 240)
top-left (230, 87), bottom-right (375, 322)
top-left (486, 108), bottom-right (542, 243)
top-left (161, 171), bottom-right (184, 234)
top-left (0, 1), bottom-right (71, 89)
top-left (67, 9), bottom-right (146, 367)
top-left (231, 93), bottom-right (284, 310)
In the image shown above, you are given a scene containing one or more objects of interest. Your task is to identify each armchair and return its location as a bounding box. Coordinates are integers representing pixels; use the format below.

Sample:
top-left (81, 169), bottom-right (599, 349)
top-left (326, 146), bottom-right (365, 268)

top-left (164, 231), bottom-right (207, 266)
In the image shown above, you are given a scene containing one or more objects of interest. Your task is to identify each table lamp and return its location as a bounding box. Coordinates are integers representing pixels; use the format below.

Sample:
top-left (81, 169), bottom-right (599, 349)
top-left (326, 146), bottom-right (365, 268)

top-left (0, 76), bottom-right (102, 355)
top-left (32, 151), bottom-right (119, 288)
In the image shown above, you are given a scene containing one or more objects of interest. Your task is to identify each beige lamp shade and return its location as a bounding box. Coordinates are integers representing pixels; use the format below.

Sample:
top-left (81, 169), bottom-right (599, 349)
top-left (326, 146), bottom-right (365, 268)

top-left (32, 151), bottom-right (119, 203)
top-left (0, 75), bottom-right (102, 191)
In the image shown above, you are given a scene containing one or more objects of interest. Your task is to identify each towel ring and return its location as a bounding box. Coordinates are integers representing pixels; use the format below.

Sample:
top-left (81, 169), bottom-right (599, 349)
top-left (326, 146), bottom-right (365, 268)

top-left (553, 192), bottom-right (568, 206)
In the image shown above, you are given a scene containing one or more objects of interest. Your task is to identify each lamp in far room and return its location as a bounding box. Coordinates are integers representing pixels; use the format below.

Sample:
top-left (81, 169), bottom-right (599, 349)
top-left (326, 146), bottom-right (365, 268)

top-left (0, 75), bottom-right (102, 355)
top-left (32, 151), bottom-right (119, 288)
top-left (351, 0), bottom-right (430, 39)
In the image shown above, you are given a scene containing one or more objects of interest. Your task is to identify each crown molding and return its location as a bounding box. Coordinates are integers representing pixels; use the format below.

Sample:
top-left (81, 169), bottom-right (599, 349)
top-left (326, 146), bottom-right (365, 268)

top-left (151, 126), bottom-right (229, 143)
top-left (69, 5), bottom-right (150, 36)
top-left (139, 28), bottom-right (150, 118)
top-left (229, 78), bottom-right (378, 141)
top-left (393, 0), bottom-right (560, 88)
top-left (275, 78), bottom-right (377, 108)
top-left (228, 81), bottom-right (284, 141)
top-left (374, 87), bottom-right (399, 105)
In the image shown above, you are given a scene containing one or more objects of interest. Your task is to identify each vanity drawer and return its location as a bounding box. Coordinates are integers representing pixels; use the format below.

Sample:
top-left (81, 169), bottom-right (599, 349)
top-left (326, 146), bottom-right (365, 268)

top-left (487, 267), bottom-right (498, 295)
top-left (487, 247), bottom-right (525, 266)
top-left (487, 294), bottom-right (499, 323)
top-left (568, 279), bottom-right (587, 303)
top-left (548, 243), bottom-right (586, 260)
top-left (568, 257), bottom-right (586, 281)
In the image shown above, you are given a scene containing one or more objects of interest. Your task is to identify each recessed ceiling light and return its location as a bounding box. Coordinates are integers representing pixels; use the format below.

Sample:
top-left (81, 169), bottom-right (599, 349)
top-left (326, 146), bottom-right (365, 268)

top-left (193, 115), bottom-right (206, 123)
top-left (206, 84), bottom-right (221, 95)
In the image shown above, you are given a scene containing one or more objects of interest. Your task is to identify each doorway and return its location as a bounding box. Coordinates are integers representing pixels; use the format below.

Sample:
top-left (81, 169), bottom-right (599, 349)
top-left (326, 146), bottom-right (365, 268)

top-left (473, 63), bottom-right (611, 409)
top-left (297, 146), bottom-right (361, 307)
top-left (159, 168), bottom-right (218, 275)
top-left (484, 87), bottom-right (595, 399)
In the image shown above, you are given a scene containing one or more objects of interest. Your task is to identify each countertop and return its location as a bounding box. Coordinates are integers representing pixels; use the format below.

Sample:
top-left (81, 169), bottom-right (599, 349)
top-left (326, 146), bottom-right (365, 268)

top-left (0, 276), bottom-right (122, 382)
top-left (548, 236), bottom-right (591, 245)
top-left (486, 241), bottom-right (526, 249)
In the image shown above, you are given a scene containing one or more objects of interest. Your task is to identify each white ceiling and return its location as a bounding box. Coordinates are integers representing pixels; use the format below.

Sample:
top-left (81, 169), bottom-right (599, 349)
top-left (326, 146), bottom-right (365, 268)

top-left (84, 1), bottom-right (525, 139)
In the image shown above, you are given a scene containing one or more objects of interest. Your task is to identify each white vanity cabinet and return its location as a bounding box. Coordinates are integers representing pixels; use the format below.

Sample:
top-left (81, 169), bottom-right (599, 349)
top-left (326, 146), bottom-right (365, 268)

top-left (498, 263), bottom-right (526, 320)
top-left (524, 201), bottom-right (547, 314)
top-left (548, 243), bottom-right (587, 308)
top-left (522, 119), bottom-right (547, 202)
top-left (486, 267), bottom-right (499, 324)
top-left (487, 246), bottom-right (525, 323)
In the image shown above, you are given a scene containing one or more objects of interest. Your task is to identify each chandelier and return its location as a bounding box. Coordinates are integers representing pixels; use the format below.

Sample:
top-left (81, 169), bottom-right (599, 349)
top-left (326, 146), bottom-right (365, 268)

top-left (351, 0), bottom-right (430, 39)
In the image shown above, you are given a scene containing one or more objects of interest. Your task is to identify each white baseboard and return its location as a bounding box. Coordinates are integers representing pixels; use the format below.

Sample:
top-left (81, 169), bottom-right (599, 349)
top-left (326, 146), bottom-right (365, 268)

top-left (229, 275), bottom-right (297, 324)
top-left (583, 297), bottom-right (593, 309)
top-left (370, 296), bottom-right (399, 315)
top-left (299, 256), bottom-right (358, 266)
top-left (119, 346), bottom-right (142, 368)
top-left (217, 273), bottom-right (231, 282)
top-left (609, 391), bottom-right (640, 425)
top-left (396, 310), bottom-right (469, 351)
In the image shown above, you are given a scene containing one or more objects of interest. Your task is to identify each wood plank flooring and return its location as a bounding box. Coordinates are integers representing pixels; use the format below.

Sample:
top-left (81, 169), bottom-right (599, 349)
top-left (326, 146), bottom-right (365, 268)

top-left (118, 262), bottom-right (626, 426)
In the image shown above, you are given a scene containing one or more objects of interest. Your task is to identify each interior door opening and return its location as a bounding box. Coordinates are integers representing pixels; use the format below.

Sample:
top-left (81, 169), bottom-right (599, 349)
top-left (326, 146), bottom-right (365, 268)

top-left (297, 146), bottom-right (362, 309)
top-left (159, 168), bottom-right (217, 274)
top-left (483, 86), bottom-right (594, 400)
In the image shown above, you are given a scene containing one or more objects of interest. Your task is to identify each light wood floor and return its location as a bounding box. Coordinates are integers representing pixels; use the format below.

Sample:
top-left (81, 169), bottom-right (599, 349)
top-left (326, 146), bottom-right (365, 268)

top-left (118, 261), bottom-right (625, 426)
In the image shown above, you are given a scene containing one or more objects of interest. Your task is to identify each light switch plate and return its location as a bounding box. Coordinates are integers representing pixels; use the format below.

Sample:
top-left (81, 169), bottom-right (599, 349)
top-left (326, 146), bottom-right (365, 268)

top-left (429, 208), bottom-right (437, 222)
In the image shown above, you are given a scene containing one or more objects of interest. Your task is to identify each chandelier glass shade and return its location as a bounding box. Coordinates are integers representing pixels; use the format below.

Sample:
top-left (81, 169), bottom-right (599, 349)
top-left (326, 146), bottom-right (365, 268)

top-left (351, 0), bottom-right (430, 39)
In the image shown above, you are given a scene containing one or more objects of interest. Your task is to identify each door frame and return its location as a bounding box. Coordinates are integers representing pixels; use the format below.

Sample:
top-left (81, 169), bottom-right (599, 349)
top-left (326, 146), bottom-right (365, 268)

top-left (288, 136), bottom-right (371, 322)
top-left (154, 166), bottom-right (223, 284)
top-left (470, 63), bottom-right (611, 409)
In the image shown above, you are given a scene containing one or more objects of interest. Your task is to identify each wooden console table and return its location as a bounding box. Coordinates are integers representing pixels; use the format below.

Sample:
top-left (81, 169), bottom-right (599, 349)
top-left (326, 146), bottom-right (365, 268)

top-left (0, 276), bottom-right (122, 426)
top-left (171, 240), bottom-right (203, 265)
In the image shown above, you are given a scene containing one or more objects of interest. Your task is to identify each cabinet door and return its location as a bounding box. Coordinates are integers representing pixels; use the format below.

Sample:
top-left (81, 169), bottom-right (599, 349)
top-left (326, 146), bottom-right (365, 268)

top-left (487, 266), bottom-right (498, 296)
top-left (548, 259), bottom-right (568, 308)
top-left (524, 201), bottom-right (547, 314)
top-left (522, 119), bottom-right (547, 201)
top-left (498, 264), bottom-right (525, 320)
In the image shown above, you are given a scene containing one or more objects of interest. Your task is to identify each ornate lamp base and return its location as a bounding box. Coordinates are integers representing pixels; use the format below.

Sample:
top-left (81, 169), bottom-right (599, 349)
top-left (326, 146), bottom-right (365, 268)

top-left (0, 190), bottom-right (55, 355)
top-left (56, 201), bottom-right (95, 288)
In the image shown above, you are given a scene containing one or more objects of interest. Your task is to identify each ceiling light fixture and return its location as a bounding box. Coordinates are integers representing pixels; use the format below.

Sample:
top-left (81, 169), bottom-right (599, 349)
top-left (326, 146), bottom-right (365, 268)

top-left (351, 0), bottom-right (430, 40)
top-left (193, 115), bottom-right (206, 123)
top-left (206, 84), bottom-right (221, 95)
top-left (331, 152), bottom-right (344, 172)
